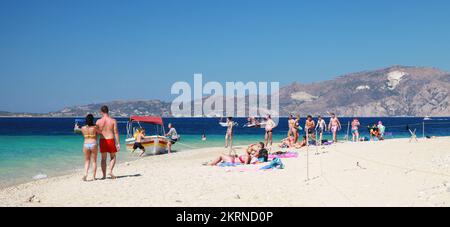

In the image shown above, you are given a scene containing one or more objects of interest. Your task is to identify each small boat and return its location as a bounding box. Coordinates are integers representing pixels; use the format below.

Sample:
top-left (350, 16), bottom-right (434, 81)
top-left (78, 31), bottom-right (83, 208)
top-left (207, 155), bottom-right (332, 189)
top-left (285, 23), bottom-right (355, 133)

top-left (423, 116), bottom-right (432, 121)
top-left (125, 116), bottom-right (169, 155)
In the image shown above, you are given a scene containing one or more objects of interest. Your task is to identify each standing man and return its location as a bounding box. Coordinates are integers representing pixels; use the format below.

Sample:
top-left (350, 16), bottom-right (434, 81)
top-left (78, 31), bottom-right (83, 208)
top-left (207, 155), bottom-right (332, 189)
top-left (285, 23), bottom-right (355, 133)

top-left (264, 115), bottom-right (276, 149)
top-left (305, 115), bottom-right (316, 144)
top-left (328, 113), bottom-right (341, 143)
top-left (165, 123), bottom-right (179, 154)
top-left (96, 106), bottom-right (120, 180)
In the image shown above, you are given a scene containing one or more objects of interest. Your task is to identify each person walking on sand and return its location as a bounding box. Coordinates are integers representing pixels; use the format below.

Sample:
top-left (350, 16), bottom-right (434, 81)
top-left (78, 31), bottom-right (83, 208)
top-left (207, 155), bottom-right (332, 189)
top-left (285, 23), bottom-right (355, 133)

top-left (264, 115), bottom-right (276, 149)
top-left (96, 106), bottom-right (120, 180)
top-left (81, 114), bottom-right (100, 181)
top-left (351, 118), bottom-right (361, 142)
top-left (328, 113), bottom-right (341, 143)
top-left (165, 123), bottom-right (179, 154)
top-left (225, 117), bottom-right (234, 149)
top-left (315, 115), bottom-right (326, 145)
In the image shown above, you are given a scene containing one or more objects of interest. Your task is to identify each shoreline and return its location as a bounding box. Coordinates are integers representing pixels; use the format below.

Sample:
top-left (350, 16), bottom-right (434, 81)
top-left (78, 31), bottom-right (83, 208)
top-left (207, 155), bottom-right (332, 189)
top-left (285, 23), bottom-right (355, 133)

top-left (1, 137), bottom-right (450, 206)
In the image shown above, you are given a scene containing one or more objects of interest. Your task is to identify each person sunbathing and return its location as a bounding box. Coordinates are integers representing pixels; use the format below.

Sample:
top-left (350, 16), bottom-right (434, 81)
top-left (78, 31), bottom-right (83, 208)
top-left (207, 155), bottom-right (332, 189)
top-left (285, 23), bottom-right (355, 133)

top-left (206, 142), bottom-right (267, 166)
top-left (206, 154), bottom-right (250, 166)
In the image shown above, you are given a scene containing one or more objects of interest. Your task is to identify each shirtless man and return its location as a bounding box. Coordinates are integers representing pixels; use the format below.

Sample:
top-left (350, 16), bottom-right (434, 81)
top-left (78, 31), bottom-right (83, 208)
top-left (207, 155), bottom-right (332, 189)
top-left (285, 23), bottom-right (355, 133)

top-left (328, 113), bottom-right (341, 143)
top-left (305, 115), bottom-right (316, 143)
top-left (96, 106), bottom-right (120, 179)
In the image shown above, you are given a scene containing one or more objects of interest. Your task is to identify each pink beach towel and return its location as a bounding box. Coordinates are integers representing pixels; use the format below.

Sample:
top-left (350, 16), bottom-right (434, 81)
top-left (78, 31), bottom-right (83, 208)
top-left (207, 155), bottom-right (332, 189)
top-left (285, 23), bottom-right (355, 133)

top-left (269, 152), bottom-right (298, 159)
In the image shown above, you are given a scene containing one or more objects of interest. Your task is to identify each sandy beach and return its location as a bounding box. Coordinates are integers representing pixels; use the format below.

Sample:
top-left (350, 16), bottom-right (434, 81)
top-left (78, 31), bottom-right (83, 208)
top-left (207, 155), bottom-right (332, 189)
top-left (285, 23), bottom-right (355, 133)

top-left (1, 137), bottom-right (450, 207)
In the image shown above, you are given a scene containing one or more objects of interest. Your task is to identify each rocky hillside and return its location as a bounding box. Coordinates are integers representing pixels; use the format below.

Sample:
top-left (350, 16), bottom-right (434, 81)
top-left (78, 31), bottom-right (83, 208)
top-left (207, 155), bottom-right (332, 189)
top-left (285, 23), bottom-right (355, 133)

top-left (279, 66), bottom-right (450, 116)
top-left (47, 100), bottom-right (172, 117)
top-left (4, 66), bottom-right (449, 117)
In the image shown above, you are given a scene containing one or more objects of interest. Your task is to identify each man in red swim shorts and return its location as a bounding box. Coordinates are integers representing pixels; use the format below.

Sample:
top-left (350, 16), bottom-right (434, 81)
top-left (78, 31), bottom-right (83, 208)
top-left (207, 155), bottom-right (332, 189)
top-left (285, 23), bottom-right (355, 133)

top-left (96, 106), bottom-right (120, 179)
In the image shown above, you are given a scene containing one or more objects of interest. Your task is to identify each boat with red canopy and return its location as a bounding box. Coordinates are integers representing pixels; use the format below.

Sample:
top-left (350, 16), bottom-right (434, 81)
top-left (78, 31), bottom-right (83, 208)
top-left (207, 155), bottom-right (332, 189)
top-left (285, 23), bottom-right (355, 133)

top-left (125, 116), bottom-right (169, 155)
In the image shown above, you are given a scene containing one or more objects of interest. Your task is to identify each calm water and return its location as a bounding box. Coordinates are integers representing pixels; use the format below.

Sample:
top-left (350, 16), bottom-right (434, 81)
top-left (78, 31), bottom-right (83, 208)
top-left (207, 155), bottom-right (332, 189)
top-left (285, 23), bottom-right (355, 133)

top-left (1, 117), bottom-right (450, 187)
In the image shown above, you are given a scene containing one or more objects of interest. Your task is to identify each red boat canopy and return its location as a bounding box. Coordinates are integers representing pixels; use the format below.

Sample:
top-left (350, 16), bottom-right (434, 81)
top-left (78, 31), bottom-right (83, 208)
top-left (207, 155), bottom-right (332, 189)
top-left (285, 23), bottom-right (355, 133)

top-left (129, 116), bottom-right (164, 125)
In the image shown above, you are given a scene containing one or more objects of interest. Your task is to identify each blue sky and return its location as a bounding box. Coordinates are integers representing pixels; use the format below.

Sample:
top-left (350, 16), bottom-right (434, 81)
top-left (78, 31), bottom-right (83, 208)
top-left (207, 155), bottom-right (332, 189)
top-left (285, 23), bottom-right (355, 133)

top-left (1, 0), bottom-right (450, 113)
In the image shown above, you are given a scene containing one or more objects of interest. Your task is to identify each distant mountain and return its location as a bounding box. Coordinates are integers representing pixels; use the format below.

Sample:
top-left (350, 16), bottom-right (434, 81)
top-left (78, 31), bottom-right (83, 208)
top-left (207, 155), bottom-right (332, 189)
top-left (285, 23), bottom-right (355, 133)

top-left (279, 66), bottom-right (450, 117)
top-left (47, 100), bottom-right (172, 117)
top-left (3, 66), bottom-right (450, 117)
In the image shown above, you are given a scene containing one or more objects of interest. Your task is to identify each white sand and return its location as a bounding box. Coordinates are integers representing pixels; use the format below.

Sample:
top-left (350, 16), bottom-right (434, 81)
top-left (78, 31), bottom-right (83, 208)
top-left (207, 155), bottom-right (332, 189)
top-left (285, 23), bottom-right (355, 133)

top-left (1, 137), bottom-right (450, 207)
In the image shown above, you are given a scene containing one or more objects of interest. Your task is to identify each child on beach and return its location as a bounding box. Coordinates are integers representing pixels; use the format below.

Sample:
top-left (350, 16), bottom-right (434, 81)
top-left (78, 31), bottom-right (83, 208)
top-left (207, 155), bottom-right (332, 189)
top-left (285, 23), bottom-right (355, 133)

top-left (132, 128), bottom-right (146, 157)
top-left (351, 118), bottom-right (361, 142)
top-left (328, 113), bottom-right (341, 143)
top-left (81, 114), bottom-right (100, 181)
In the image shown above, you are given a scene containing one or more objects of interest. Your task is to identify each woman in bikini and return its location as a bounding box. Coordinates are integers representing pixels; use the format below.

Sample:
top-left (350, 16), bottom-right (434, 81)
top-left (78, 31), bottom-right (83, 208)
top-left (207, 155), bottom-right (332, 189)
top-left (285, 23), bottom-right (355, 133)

top-left (81, 114), bottom-right (100, 181)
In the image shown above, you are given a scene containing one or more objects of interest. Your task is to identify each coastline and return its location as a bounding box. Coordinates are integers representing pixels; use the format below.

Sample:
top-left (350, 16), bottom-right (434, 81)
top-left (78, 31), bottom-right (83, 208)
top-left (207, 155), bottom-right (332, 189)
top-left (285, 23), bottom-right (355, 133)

top-left (1, 137), bottom-right (450, 207)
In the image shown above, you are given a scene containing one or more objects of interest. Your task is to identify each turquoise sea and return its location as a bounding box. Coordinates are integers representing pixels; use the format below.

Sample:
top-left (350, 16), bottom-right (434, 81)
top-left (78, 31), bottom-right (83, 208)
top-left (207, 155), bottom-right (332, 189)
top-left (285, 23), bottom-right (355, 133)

top-left (1, 117), bottom-right (449, 188)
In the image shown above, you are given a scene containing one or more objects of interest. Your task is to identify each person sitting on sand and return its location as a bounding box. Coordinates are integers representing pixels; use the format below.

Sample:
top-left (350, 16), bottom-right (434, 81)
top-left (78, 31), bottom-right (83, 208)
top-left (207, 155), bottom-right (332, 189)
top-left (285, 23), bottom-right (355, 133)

top-left (279, 136), bottom-right (295, 148)
top-left (132, 128), bottom-right (146, 157)
top-left (250, 142), bottom-right (269, 164)
top-left (81, 114), bottom-right (100, 181)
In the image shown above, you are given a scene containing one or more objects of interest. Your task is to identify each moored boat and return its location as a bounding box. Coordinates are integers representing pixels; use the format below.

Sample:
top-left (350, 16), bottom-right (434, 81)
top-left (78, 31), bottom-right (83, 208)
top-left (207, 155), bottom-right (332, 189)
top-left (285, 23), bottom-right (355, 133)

top-left (125, 116), bottom-right (169, 155)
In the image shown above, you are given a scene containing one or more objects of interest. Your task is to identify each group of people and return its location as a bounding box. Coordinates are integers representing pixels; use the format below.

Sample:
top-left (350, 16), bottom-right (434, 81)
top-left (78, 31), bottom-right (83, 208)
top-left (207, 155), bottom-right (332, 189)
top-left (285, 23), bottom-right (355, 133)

top-left (224, 115), bottom-right (277, 149)
top-left (281, 113), bottom-right (342, 149)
